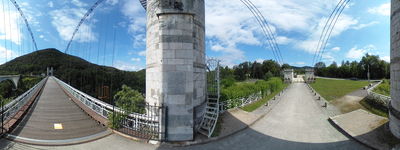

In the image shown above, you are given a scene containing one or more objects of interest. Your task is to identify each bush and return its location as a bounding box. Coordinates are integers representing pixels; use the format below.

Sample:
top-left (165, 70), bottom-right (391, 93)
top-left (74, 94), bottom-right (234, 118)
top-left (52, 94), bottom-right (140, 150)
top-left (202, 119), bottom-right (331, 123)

top-left (108, 112), bottom-right (126, 129)
top-left (374, 80), bottom-right (390, 96)
top-left (264, 71), bottom-right (273, 81)
top-left (221, 77), bottom-right (236, 88)
top-left (220, 77), bottom-right (283, 102)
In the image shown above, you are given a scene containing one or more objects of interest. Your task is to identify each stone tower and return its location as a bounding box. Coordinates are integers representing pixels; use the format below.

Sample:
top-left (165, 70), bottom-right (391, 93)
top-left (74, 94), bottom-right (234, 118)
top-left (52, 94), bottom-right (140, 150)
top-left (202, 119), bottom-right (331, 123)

top-left (146, 0), bottom-right (206, 141)
top-left (390, 0), bottom-right (400, 138)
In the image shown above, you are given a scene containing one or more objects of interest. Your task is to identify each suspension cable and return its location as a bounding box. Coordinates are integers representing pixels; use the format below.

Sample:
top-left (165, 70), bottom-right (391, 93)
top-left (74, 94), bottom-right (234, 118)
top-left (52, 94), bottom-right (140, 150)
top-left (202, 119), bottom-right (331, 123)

top-left (316, 0), bottom-right (350, 64)
top-left (240, 0), bottom-right (281, 64)
top-left (9, 0), bottom-right (38, 51)
top-left (245, 0), bottom-right (284, 64)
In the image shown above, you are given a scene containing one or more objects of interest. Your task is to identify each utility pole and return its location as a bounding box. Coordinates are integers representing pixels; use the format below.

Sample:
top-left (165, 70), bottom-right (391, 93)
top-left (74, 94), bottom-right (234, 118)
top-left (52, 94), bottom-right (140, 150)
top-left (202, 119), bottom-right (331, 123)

top-left (367, 64), bottom-right (370, 83)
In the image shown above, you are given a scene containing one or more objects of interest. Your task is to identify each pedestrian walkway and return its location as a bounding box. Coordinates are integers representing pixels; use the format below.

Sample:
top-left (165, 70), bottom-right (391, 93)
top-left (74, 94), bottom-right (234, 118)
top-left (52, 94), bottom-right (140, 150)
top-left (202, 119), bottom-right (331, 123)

top-left (9, 77), bottom-right (107, 141)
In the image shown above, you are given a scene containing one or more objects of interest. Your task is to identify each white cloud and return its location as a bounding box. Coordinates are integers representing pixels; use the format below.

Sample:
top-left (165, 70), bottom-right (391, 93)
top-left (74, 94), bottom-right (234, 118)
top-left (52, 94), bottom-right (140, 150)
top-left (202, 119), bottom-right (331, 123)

top-left (106, 0), bottom-right (119, 5)
top-left (50, 8), bottom-right (97, 43)
top-left (0, 46), bottom-right (17, 64)
top-left (0, 5), bottom-right (22, 45)
top-left (295, 62), bottom-right (306, 65)
top-left (346, 45), bottom-right (377, 59)
top-left (255, 59), bottom-right (264, 63)
top-left (71, 0), bottom-right (88, 7)
top-left (212, 44), bottom-right (245, 67)
top-left (114, 61), bottom-right (143, 71)
top-left (352, 21), bottom-right (379, 30)
top-left (296, 14), bottom-right (360, 54)
top-left (322, 52), bottom-right (335, 62)
top-left (138, 50), bottom-right (146, 56)
top-left (121, 0), bottom-right (146, 47)
top-left (382, 56), bottom-right (390, 62)
top-left (368, 3), bottom-right (390, 16)
top-left (131, 57), bottom-right (140, 62)
top-left (276, 36), bottom-right (294, 45)
top-left (346, 47), bottom-right (366, 59)
top-left (331, 47), bottom-right (341, 52)
top-left (39, 35), bottom-right (44, 39)
top-left (48, 1), bottom-right (54, 8)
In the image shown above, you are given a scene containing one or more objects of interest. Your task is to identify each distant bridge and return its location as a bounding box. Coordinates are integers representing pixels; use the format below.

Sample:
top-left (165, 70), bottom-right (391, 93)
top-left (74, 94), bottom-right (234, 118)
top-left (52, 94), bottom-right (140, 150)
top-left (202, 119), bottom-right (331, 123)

top-left (0, 75), bottom-right (20, 88)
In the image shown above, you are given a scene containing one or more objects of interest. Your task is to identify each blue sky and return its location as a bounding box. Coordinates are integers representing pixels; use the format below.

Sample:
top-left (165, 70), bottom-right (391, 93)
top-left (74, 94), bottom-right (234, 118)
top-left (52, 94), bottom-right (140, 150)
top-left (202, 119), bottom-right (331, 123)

top-left (0, 0), bottom-right (391, 70)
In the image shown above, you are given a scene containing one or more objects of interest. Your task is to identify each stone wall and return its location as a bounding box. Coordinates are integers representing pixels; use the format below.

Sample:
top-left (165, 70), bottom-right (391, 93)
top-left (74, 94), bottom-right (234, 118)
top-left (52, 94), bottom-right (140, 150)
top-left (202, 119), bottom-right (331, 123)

top-left (146, 0), bottom-right (206, 141)
top-left (390, 0), bottom-right (400, 139)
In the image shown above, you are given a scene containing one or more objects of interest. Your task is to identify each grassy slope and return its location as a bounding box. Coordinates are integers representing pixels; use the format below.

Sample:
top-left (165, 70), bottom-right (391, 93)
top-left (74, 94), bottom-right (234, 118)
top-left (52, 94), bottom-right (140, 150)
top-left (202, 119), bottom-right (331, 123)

top-left (310, 78), bottom-right (369, 101)
top-left (241, 84), bottom-right (288, 112)
top-left (373, 80), bottom-right (390, 96)
top-left (360, 98), bottom-right (388, 117)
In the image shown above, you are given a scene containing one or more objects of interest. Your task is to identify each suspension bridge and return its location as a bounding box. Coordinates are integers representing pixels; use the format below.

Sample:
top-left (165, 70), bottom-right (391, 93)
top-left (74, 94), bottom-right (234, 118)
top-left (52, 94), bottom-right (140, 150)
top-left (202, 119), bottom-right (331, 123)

top-left (0, 0), bottom-right (396, 149)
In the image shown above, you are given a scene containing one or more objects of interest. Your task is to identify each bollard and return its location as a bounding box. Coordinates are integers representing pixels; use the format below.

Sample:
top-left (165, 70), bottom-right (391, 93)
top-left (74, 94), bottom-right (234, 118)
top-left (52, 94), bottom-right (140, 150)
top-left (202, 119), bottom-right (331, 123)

top-left (318, 97), bottom-right (321, 100)
top-left (314, 93), bottom-right (317, 96)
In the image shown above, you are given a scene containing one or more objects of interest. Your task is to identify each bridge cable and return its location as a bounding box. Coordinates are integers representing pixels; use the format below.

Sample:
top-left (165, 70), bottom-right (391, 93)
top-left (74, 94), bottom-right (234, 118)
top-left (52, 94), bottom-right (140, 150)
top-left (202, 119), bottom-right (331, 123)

top-left (7, 0), bottom-right (12, 60)
top-left (65, 0), bottom-right (105, 54)
top-left (240, 0), bottom-right (279, 64)
top-left (239, 0), bottom-right (281, 64)
top-left (9, 0), bottom-right (38, 51)
top-left (246, 0), bottom-right (284, 64)
top-left (312, 0), bottom-right (344, 66)
top-left (2, 0), bottom-right (7, 63)
top-left (316, 0), bottom-right (350, 64)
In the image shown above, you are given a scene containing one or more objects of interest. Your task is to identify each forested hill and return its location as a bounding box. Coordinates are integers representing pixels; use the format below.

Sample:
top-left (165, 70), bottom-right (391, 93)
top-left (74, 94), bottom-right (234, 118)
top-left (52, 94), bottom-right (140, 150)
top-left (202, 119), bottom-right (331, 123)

top-left (0, 48), bottom-right (145, 103)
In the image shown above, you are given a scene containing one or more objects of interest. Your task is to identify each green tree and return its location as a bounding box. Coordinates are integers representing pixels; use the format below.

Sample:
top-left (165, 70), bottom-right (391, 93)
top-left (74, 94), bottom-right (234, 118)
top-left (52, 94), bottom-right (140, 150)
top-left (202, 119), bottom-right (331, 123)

top-left (114, 85), bottom-right (145, 114)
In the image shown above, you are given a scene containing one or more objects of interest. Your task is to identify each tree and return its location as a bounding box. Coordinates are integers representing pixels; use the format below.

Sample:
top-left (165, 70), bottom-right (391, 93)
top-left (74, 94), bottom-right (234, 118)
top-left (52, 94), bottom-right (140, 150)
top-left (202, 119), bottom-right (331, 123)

top-left (264, 71), bottom-right (273, 81)
top-left (113, 85), bottom-right (145, 114)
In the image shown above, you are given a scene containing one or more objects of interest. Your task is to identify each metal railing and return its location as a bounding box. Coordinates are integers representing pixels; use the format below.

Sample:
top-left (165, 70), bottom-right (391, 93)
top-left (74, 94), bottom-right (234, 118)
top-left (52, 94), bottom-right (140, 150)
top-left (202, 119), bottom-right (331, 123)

top-left (366, 81), bottom-right (391, 107)
top-left (1, 77), bottom-right (47, 133)
top-left (219, 91), bottom-right (263, 113)
top-left (53, 76), bottom-right (165, 141)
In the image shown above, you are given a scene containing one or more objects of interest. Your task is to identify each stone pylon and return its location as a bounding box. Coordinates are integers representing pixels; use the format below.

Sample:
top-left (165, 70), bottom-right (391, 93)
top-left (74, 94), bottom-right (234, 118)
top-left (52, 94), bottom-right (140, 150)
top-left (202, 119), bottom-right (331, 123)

top-left (145, 0), bottom-right (206, 141)
top-left (390, 0), bottom-right (400, 138)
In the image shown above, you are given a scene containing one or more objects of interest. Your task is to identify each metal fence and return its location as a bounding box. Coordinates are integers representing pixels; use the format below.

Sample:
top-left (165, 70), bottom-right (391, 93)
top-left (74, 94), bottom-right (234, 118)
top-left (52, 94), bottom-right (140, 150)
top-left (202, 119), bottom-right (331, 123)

top-left (53, 77), bottom-right (166, 141)
top-left (219, 91), bottom-right (262, 113)
top-left (1, 77), bottom-right (47, 135)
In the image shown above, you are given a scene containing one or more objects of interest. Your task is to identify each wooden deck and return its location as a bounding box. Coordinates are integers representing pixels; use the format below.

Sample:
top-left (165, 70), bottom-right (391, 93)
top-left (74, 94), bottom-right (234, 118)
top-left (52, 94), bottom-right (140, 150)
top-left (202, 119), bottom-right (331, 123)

top-left (10, 77), bottom-right (107, 140)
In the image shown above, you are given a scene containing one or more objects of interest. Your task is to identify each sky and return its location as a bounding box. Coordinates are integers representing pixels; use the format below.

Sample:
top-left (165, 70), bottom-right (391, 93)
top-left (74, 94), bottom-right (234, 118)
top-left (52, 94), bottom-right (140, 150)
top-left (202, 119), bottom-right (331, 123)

top-left (0, 0), bottom-right (391, 71)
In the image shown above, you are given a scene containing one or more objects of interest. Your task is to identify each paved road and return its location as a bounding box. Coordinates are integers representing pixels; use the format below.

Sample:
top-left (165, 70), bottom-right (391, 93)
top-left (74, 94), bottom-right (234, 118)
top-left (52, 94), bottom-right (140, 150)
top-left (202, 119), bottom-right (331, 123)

top-left (1, 83), bottom-right (369, 150)
top-left (9, 77), bottom-right (107, 140)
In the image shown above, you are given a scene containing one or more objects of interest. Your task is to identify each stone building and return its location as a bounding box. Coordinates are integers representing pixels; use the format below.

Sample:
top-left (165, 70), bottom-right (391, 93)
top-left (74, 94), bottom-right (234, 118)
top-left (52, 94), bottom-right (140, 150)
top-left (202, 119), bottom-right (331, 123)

top-left (283, 69), bottom-right (294, 83)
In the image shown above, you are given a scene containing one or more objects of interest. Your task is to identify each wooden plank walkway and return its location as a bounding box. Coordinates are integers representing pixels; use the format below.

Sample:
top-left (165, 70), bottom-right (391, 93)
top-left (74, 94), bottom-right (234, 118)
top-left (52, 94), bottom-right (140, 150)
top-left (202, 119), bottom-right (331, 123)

top-left (10, 77), bottom-right (107, 140)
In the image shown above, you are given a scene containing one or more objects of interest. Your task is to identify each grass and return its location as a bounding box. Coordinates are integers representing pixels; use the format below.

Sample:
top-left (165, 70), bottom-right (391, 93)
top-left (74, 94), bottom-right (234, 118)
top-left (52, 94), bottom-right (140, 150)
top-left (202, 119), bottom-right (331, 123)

top-left (360, 98), bottom-right (388, 118)
top-left (310, 78), bottom-right (369, 101)
top-left (373, 80), bottom-right (390, 96)
top-left (241, 84), bottom-right (288, 112)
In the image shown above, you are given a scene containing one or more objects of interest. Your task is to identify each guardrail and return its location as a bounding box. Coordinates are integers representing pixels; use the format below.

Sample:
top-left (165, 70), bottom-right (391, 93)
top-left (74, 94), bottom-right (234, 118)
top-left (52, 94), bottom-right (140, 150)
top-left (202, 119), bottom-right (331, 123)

top-left (53, 76), bottom-right (164, 140)
top-left (366, 81), bottom-right (390, 107)
top-left (1, 77), bottom-right (47, 124)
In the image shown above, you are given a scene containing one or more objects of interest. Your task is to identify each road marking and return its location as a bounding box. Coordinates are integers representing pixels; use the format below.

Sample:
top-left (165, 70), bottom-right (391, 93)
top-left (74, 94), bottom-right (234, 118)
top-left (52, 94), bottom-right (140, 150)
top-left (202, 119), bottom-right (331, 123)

top-left (54, 123), bottom-right (63, 130)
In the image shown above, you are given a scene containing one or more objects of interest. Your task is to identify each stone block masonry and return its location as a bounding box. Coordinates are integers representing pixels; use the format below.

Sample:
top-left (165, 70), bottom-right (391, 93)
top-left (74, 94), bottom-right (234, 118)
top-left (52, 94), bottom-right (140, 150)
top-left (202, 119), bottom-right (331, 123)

top-left (390, 0), bottom-right (400, 139)
top-left (146, 0), bottom-right (206, 141)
